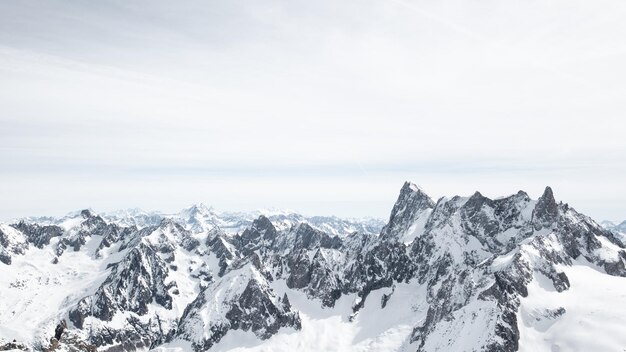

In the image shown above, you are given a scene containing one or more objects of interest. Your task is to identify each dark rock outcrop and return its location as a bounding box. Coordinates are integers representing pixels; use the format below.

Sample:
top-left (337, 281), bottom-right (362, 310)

top-left (6, 181), bottom-right (626, 352)
top-left (11, 222), bottom-right (63, 248)
top-left (70, 243), bottom-right (173, 329)
top-left (380, 182), bottom-right (435, 240)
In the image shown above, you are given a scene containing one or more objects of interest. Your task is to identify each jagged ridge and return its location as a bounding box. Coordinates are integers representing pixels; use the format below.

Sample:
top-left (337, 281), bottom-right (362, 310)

top-left (1, 183), bottom-right (625, 352)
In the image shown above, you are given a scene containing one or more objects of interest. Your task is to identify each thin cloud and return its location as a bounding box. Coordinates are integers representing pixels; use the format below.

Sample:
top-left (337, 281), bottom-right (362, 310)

top-left (0, 0), bottom-right (625, 222)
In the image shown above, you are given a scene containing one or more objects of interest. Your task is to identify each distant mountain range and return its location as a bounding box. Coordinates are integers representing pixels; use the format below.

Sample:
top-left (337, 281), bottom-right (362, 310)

top-left (601, 220), bottom-right (626, 236)
top-left (1, 182), bottom-right (625, 352)
top-left (18, 205), bottom-right (385, 239)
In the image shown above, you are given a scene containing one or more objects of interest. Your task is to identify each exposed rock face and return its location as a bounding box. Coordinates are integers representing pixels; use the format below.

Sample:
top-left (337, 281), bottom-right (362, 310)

top-left (0, 340), bottom-right (28, 351)
top-left (69, 242), bottom-right (173, 329)
top-left (459, 190), bottom-right (533, 252)
top-left (2, 182), bottom-right (625, 352)
top-left (178, 265), bottom-right (301, 351)
top-left (226, 278), bottom-right (300, 337)
top-left (0, 224), bottom-right (29, 265)
top-left (54, 320), bottom-right (67, 341)
top-left (533, 186), bottom-right (559, 230)
top-left (286, 250), bottom-right (312, 289)
top-left (96, 225), bottom-right (137, 258)
top-left (292, 223), bottom-right (341, 250)
top-left (11, 222), bottom-right (63, 249)
top-left (206, 228), bottom-right (238, 277)
top-left (238, 215), bottom-right (277, 254)
top-left (380, 181), bottom-right (435, 240)
top-left (0, 251), bottom-right (10, 265)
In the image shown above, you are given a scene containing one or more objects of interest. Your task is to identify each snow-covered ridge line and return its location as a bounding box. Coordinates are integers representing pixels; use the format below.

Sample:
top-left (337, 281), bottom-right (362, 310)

top-left (14, 205), bottom-right (385, 238)
top-left (1, 181), bottom-right (625, 352)
top-left (601, 219), bottom-right (626, 241)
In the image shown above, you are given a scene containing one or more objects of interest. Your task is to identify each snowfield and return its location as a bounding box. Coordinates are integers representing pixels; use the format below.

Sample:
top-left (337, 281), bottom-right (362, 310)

top-left (519, 259), bottom-right (626, 352)
top-left (0, 235), bottom-right (109, 347)
top-left (1, 182), bottom-right (626, 352)
top-left (156, 280), bottom-right (427, 352)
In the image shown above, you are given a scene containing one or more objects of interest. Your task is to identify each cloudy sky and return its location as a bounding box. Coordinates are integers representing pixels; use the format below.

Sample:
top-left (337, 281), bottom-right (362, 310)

top-left (1, 0), bottom-right (625, 221)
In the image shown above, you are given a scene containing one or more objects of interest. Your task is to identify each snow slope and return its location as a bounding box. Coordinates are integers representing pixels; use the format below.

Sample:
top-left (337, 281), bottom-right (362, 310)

top-left (518, 259), bottom-right (626, 352)
top-left (156, 280), bottom-right (428, 352)
top-left (1, 182), bottom-right (625, 352)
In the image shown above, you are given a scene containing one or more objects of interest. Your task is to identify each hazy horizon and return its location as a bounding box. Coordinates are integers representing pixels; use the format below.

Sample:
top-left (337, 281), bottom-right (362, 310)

top-left (2, 180), bottom-right (623, 224)
top-left (2, 0), bottom-right (625, 222)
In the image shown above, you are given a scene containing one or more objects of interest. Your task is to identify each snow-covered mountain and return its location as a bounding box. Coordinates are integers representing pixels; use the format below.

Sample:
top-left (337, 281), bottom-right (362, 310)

top-left (97, 205), bottom-right (384, 238)
top-left (1, 182), bottom-right (625, 352)
top-left (601, 220), bottom-right (626, 240)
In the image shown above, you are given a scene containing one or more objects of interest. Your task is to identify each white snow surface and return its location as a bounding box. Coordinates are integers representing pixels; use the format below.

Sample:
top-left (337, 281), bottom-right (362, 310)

top-left (2, 187), bottom-right (626, 352)
top-left (518, 259), bottom-right (626, 352)
top-left (0, 235), bottom-right (109, 346)
top-left (155, 280), bottom-right (428, 352)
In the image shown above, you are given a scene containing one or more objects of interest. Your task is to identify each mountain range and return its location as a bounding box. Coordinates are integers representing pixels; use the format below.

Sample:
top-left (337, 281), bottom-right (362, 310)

top-left (1, 182), bottom-right (625, 352)
top-left (601, 220), bottom-right (626, 237)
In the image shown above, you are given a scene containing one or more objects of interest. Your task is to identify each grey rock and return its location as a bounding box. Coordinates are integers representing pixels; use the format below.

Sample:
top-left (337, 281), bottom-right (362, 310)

top-left (380, 181), bottom-right (435, 240)
top-left (70, 243), bottom-right (173, 329)
top-left (533, 186), bottom-right (558, 230)
top-left (11, 221), bottom-right (63, 248)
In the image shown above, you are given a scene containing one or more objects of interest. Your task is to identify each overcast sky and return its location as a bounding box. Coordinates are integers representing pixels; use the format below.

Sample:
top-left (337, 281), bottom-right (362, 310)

top-left (1, 0), bottom-right (625, 221)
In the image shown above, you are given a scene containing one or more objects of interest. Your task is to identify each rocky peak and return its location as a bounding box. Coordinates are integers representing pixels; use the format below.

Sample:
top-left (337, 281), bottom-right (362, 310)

top-left (69, 242), bottom-right (173, 329)
top-left (541, 185), bottom-right (555, 200)
top-left (158, 218), bottom-right (181, 229)
top-left (80, 209), bottom-right (95, 219)
top-left (5, 182), bottom-right (626, 352)
top-left (459, 192), bottom-right (500, 245)
top-left (11, 221), bottom-right (64, 249)
top-left (608, 220), bottom-right (626, 235)
top-left (457, 190), bottom-right (535, 253)
top-left (178, 203), bottom-right (218, 233)
top-left (227, 277), bottom-right (301, 338)
top-left (178, 203), bottom-right (214, 221)
top-left (293, 223), bottom-right (341, 250)
top-left (79, 212), bottom-right (109, 235)
top-left (205, 226), bottom-right (227, 244)
top-left (188, 202), bottom-right (212, 214)
top-left (533, 186), bottom-right (559, 230)
top-left (239, 215), bottom-right (278, 252)
top-left (0, 225), bottom-right (27, 256)
top-left (144, 219), bottom-right (199, 253)
top-left (252, 215), bottom-right (277, 239)
top-left (380, 181), bottom-right (435, 240)
top-left (178, 265), bottom-right (301, 351)
top-left (462, 191), bottom-right (493, 212)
